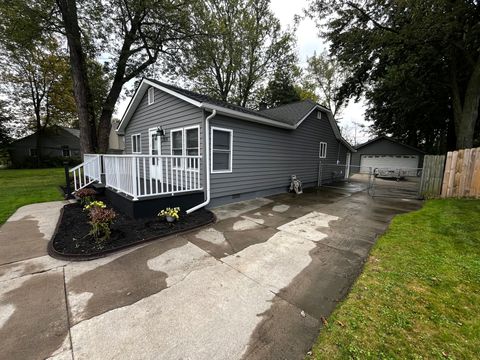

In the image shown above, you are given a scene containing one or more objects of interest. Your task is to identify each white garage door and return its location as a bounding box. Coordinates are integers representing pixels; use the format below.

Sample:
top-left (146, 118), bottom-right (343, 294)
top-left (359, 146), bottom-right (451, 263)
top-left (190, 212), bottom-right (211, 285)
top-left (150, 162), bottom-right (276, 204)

top-left (360, 155), bottom-right (419, 173)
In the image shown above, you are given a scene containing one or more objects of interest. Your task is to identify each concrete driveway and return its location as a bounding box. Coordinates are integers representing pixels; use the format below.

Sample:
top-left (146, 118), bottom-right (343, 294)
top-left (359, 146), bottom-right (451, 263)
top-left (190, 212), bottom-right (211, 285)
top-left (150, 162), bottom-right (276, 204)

top-left (0, 187), bottom-right (421, 360)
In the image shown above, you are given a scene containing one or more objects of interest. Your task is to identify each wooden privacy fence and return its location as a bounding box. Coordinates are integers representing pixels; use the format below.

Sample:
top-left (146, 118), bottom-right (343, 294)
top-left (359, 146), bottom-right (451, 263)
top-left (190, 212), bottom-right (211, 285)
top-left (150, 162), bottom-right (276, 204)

top-left (441, 147), bottom-right (480, 198)
top-left (419, 155), bottom-right (446, 198)
top-left (418, 147), bottom-right (480, 198)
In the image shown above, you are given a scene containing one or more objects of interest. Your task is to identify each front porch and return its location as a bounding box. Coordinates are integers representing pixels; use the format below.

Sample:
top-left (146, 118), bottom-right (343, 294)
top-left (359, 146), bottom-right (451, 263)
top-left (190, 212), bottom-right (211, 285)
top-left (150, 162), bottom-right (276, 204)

top-left (70, 153), bottom-right (204, 217)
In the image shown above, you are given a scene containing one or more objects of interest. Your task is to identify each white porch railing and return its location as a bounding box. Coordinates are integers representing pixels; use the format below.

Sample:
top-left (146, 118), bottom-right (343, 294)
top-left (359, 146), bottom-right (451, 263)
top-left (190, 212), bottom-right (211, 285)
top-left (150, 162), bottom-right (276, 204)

top-left (70, 154), bottom-right (102, 192)
top-left (102, 154), bottom-right (202, 200)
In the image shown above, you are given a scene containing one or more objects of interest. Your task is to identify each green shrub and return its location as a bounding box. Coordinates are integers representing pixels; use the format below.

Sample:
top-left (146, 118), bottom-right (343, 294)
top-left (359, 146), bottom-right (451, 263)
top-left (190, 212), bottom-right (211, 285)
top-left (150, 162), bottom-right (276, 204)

top-left (88, 207), bottom-right (117, 243)
top-left (75, 188), bottom-right (97, 206)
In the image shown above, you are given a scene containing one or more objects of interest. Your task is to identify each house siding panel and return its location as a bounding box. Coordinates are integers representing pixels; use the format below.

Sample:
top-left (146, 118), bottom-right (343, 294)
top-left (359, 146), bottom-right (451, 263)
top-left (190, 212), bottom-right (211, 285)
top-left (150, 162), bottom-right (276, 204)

top-left (210, 111), bottom-right (349, 200)
top-left (9, 127), bottom-right (80, 166)
top-left (124, 87), bottom-right (204, 156)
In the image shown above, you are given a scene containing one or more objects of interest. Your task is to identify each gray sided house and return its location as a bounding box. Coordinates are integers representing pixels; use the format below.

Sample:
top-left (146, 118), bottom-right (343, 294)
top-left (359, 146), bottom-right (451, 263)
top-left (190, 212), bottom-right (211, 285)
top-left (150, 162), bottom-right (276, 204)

top-left (10, 126), bottom-right (81, 167)
top-left (108, 78), bottom-right (354, 213)
top-left (351, 136), bottom-right (425, 172)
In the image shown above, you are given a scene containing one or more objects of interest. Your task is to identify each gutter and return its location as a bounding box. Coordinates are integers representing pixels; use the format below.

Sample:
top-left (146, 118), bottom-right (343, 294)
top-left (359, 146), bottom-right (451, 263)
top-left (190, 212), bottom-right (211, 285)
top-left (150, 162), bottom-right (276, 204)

top-left (186, 109), bottom-right (217, 214)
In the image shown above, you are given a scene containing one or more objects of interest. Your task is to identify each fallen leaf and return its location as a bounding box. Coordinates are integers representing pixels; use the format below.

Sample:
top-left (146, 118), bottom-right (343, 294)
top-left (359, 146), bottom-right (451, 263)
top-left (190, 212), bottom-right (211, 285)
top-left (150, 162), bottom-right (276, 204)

top-left (336, 320), bottom-right (345, 327)
top-left (321, 317), bottom-right (328, 326)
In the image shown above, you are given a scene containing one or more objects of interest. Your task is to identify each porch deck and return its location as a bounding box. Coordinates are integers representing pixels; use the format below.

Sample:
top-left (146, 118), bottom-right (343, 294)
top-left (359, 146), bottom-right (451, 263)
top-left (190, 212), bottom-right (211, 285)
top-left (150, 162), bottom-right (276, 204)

top-left (71, 154), bottom-right (203, 200)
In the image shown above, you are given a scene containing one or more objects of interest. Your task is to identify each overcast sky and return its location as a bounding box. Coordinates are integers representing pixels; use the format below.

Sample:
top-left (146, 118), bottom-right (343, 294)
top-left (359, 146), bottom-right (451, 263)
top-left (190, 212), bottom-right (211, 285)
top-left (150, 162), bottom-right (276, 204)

top-left (116, 0), bottom-right (371, 144)
top-left (270, 0), bottom-right (370, 144)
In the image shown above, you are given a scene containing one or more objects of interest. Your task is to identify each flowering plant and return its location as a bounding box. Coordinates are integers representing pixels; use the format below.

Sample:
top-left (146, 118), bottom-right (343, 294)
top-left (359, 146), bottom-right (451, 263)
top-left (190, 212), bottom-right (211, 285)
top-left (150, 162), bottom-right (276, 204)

top-left (75, 188), bottom-right (96, 205)
top-left (88, 207), bottom-right (117, 242)
top-left (158, 207), bottom-right (181, 221)
top-left (84, 200), bottom-right (106, 211)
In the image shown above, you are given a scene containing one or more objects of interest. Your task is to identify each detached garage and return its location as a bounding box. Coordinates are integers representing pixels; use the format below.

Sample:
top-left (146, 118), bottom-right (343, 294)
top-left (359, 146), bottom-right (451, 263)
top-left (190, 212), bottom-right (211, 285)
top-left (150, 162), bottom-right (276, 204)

top-left (351, 136), bottom-right (425, 173)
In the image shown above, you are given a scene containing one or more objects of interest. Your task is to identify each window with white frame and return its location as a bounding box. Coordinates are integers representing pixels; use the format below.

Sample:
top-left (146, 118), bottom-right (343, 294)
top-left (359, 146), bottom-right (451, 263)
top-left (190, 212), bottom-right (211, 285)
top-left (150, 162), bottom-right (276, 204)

top-left (316, 110), bottom-right (322, 119)
top-left (132, 134), bottom-right (141, 153)
top-left (186, 127), bottom-right (199, 156)
top-left (211, 127), bottom-right (233, 173)
top-left (171, 126), bottom-right (199, 168)
top-left (148, 87), bottom-right (155, 105)
top-left (319, 142), bottom-right (327, 158)
top-left (171, 129), bottom-right (183, 168)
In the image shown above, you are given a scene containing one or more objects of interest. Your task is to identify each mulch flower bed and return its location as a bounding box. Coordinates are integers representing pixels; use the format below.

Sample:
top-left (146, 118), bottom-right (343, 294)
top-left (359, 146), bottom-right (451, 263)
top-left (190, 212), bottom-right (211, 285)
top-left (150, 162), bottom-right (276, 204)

top-left (49, 196), bottom-right (215, 260)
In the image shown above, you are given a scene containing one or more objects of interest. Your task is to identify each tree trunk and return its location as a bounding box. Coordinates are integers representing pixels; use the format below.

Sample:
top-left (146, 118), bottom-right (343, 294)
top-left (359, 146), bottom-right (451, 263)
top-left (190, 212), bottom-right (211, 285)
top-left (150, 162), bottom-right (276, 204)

top-left (56, 0), bottom-right (97, 155)
top-left (451, 56), bottom-right (480, 149)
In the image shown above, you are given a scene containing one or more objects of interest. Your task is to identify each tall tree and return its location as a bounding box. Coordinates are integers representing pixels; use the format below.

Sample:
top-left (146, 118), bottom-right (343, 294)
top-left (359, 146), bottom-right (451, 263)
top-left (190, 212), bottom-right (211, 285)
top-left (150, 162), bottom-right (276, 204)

top-left (55, 0), bottom-right (197, 153)
top-left (0, 101), bottom-right (13, 148)
top-left (309, 0), bottom-right (480, 150)
top-left (260, 64), bottom-right (302, 108)
top-left (165, 0), bottom-right (296, 107)
top-left (0, 1), bottom-right (77, 160)
top-left (305, 52), bottom-right (347, 118)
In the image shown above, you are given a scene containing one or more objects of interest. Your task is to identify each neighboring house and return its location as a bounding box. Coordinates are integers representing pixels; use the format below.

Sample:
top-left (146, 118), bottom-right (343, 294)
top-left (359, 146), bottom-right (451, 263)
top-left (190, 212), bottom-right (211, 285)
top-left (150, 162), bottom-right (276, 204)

top-left (73, 78), bottom-right (355, 217)
top-left (9, 125), bottom-right (81, 167)
top-left (108, 120), bottom-right (125, 154)
top-left (351, 136), bottom-right (425, 173)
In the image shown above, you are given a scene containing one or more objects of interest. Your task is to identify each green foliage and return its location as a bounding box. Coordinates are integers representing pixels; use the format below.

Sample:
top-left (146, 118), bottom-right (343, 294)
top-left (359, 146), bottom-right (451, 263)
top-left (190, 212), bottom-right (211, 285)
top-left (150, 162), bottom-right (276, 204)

top-left (309, 0), bottom-right (480, 150)
top-left (309, 199), bottom-right (480, 359)
top-left (158, 207), bottom-right (181, 221)
top-left (305, 51), bottom-right (347, 118)
top-left (165, 0), bottom-right (297, 108)
top-left (88, 206), bottom-right (117, 243)
top-left (260, 66), bottom-right (302, 108)
top-left (75, 188), bottom-right (96, 206)
top-left (0, 168), bottom-right (64, 224)
top-left (0, 1), bottom-right (78, 136)
top-left (0, 101), bottom-right (13, 148)
top-left (84, 200), bottom-right (106, 211)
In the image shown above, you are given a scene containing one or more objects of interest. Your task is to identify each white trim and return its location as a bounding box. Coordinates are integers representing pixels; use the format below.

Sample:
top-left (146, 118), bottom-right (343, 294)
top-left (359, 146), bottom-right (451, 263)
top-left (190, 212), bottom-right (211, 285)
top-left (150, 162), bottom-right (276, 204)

top-left (186, 110), bottom-right (216, 214)
top-left (319, 142), bottom-right (327, 158)
top-left (144, 79), bottom-right (202, 107)
top-left (131, 133), bottom-right (142, 154)
top-left (211, 126), bottom-right (233, 173)
top-left (170, 127), bottom-right (184, 155)
top-left (116, 78), bottom-right (355, 152)
top-left (184, 124), bottom-right (200, 158)
top-left (148, 127), bottom-right (162, 155)
top-left (201, 104), bottom-right (293, 130)
top-left (170, 127), bottom-right (184, 169)
top-left (147, 87), bottom-right (155, 105)
top-left (316, 110), bottom-right (322, 119)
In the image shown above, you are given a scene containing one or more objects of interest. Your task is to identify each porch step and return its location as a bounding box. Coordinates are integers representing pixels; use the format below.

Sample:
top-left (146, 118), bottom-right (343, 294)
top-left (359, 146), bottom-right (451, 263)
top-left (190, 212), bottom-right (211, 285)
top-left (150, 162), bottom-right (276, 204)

top-left (92, 182), bottom-right (106, 195)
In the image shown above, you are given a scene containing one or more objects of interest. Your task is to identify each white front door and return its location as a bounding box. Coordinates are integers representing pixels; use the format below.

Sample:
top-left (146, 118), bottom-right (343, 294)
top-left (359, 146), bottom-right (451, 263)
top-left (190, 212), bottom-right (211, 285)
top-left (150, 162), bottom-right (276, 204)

top-left (149, 129), bottom-right (162, 180)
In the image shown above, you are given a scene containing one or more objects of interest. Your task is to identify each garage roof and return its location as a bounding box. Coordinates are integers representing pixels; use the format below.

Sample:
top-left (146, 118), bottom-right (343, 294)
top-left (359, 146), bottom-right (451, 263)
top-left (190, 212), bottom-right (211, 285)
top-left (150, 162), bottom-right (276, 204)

top-left (355, 136), bottom-right (425, 153)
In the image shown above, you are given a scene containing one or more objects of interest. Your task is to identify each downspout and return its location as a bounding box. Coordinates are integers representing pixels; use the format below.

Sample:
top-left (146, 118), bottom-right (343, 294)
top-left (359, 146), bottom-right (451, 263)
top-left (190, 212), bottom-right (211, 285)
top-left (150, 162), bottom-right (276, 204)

top-left (186, 109), bottom-right (216, 214)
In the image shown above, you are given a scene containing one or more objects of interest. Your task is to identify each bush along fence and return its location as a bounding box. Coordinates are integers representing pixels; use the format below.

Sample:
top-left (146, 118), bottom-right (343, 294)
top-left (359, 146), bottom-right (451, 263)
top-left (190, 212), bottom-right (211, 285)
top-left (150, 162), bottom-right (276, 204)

top-left (419, 147), bottom-right (480, 198)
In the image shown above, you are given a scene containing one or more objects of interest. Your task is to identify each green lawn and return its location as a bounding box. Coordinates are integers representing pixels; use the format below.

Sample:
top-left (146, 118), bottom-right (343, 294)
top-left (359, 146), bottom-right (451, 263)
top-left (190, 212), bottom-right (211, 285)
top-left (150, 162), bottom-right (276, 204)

top-left (0, 168), bottom-right (65, 224)
top-left (309, 199), bottom-right (480, 359)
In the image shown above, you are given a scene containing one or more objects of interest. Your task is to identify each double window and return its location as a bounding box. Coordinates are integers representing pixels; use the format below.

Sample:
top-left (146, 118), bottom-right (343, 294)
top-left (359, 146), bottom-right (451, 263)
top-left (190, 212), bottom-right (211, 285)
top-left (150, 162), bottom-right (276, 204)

top-left (211, 127), bottom-right (233, 173)
top-left (170, 126), bottom-right (199, 168)
top-left (319, 142), bottom-right (327, 158)
top-left (132, 134), bottom-right (141, 153)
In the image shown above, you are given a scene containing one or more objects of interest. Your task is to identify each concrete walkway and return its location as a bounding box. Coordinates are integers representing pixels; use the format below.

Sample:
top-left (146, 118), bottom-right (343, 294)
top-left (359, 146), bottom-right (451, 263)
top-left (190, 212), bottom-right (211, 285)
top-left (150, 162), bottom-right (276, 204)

top-left (0, 188), bottom-right (421, 360)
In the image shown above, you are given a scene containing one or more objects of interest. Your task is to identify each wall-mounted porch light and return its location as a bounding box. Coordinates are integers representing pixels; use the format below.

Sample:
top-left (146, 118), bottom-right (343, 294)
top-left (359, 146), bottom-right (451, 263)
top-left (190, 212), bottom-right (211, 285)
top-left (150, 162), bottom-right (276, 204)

top-left (156, 126), bottom-right (165, 138)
